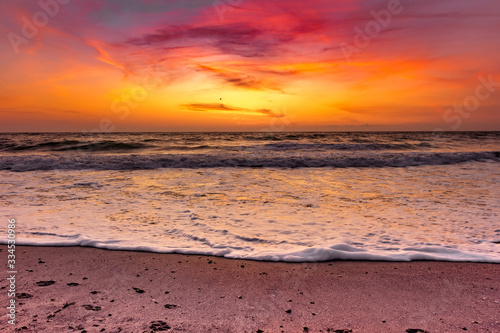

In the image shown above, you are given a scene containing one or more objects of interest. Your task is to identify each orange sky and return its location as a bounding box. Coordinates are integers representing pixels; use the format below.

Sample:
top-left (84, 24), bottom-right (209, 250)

top-left (1, 0), bottom-right (500, 132)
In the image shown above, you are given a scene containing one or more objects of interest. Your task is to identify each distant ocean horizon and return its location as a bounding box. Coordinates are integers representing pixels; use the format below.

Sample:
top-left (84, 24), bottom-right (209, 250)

top-left (1, 131), bottom-right (499, 262)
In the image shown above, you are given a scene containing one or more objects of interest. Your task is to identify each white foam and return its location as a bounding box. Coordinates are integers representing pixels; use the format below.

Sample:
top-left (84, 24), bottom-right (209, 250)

top-left (1, 162), bottom-right (499, 262)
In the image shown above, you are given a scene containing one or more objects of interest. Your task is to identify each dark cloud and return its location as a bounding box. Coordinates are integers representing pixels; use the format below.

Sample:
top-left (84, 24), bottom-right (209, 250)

top-left (180, 103), bottom-right (284, 117)
top-left (196, 64), bottom-right (283, 92)
top-left (127, 23), bottom-right (264, 58)
top-left (180, 103), bottom-right (247, 112)
top-left (125, 18), bottom-right (325, 58)
top-left (253, 68), bottom-right (298, 76)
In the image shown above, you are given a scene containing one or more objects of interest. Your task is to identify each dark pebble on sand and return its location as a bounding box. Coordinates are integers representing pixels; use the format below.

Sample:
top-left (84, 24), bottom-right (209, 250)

top-left (63, 302), bottom-right (75, 309)
top-left (82, 305), bottom-right (101, 311)
top-left (36, 280), bottom-right (55, 287)
top-left (164, 304), bottom-right (177, 309)
top-left (285, 309), bottom-right (292, 314)
top-left (16, 293), bottom-right (32, 299)
top-left (133, 287), bottom-right (145, 293)
top-left (150, 320), bottom-right (171, 331)
top-left (406, 330), bottom-right (430, 333)
top-left (67, 282), bottom-right (79, 286)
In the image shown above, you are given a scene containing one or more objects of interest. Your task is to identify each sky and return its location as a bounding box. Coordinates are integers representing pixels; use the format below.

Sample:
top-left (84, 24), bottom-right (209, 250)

top-left (1, 0), bottom-right (500, 132)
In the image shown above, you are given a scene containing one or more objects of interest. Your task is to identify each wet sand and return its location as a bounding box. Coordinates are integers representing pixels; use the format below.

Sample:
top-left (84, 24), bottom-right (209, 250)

top-left (1, 245), bottom-right (499, 332)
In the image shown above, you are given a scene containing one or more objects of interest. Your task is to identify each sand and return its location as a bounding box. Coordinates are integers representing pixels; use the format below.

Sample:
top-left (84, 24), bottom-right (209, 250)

top-left (1, 245), bottom-right (499, 333)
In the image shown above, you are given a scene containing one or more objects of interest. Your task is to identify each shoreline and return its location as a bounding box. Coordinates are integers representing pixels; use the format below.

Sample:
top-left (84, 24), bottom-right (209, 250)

top-left (2, 245), bottom-right (499, 332)
top-left (5, 243), bottom-right (500, 264)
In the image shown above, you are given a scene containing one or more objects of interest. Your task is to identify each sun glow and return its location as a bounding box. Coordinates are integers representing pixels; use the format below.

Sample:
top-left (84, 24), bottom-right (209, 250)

top-left (1, 0), bottom-right (499, 131)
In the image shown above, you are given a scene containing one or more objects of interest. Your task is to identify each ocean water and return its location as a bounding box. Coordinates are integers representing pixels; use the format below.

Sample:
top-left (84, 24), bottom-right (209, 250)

top-left (1, 132), bottom-right (499, 262)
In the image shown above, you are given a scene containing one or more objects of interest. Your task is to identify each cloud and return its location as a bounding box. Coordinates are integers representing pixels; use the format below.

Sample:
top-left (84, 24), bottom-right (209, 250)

top-left (180, 103), bottom-right (284, 117)
top-left (196, 64), bottom-right (284, 92)
top-left (255, 108), bottom-right (285, 118)
top-left (125, 17), bottom-right (326, 58)
top-left (0, 107), bottom-right (85, 115)
top-left (181, 103), bottom-right (246, 112)
top-left (126, 23), bottom-right (270, 58)
top-left (128, 23), bottom-right (261, 46)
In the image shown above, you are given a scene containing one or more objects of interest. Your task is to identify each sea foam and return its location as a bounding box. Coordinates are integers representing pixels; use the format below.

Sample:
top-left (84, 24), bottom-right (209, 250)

top-left (1, 164), bottom-right (499, 262)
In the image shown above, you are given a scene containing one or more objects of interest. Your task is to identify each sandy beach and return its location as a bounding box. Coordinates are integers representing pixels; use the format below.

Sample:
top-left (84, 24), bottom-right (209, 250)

top-left (1, 246), bottom-right (499, 332)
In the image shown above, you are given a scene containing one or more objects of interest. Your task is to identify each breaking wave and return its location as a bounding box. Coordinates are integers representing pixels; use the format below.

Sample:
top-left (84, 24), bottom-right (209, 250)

top-left (1, 151), bottom-right (498, 171)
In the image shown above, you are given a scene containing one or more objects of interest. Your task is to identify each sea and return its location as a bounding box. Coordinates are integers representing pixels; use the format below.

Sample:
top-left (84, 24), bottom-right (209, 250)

top-left (0, 132), bottom-right (499, 262)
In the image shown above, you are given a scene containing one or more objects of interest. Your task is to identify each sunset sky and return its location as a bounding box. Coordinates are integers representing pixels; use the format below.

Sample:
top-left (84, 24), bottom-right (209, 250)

top-left (1, 0), bottom-right (499, 132)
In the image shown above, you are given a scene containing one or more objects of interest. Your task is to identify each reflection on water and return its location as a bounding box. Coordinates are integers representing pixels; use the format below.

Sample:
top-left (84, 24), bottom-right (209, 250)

top-left (1, 161), bottom-right (499, 262)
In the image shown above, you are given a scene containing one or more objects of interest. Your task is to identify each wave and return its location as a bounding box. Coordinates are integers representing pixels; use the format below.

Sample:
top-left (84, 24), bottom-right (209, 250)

top-left (0, 139), bottom-right (217, 153)
top-left (0, 151), bottom-right (498, 171)
top-left (0, 140), bottom-right (434, 153)
top-left (255, 142), bottom-right (431, 151)
top-left (2, 132), bottom-right (498, 154)
top-left (0, 140), bottom-right (80, 151)
top-left (2, 237), bottom-right (498, 262)
top-left (2, 140), bottom-right (151, 152)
